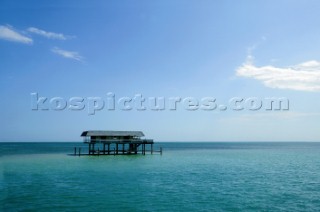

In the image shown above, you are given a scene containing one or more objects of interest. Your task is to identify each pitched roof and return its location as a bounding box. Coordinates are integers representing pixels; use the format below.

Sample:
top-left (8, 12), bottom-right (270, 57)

top-left (81, 131), bottom-right (145, 137)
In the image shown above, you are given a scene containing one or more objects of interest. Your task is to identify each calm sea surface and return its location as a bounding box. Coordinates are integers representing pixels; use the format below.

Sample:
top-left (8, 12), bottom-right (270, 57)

top-left (1, 142), bottom-right (320, 211)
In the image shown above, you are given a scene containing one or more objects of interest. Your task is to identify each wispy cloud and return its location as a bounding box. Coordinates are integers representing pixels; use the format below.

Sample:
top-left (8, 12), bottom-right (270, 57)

top-left (51, 47), bottom-right (84, 61)
top-left (0, 25), bottom-right (33, 44)
top-left (236, 55), bottom-right (320, 92)
top-left (27, 27), bottom-right (67, 40)
top-left (1, 24), bottom-right (84, 62)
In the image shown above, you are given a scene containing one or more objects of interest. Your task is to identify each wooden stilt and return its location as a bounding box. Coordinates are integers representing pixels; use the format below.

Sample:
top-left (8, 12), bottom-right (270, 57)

top-left (143, 144), bottom-right (145, 155)
top-left (116, 143), bottom-right (118, 154)
top-left (108, 144), bottom-right (110, 155)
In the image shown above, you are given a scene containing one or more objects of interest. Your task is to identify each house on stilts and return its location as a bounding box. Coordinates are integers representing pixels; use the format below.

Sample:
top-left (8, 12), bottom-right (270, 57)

top-left (74, 130), bottom-right (161, 156)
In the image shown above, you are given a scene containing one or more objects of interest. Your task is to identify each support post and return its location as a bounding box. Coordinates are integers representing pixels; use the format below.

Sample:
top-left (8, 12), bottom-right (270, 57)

top-left (74, 147), bottom-right (77, 156)
top-left (151, 144), bottom-right (153, 154)
top-left (122, 144), bottom-right (125, 154)
top-left (103, 144), bottom-right (106, 155)
top-left (79, 147), bottom-right (81, 156)
top-left (160, 147), bottom-right (162, 155)
top-left (141, 144), bottom-right (143, 155)
top-left (116, 143), bottom-right (118, 155)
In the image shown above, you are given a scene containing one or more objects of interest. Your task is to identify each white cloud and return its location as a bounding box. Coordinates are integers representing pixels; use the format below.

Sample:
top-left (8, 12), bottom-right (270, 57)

top-left (51, 47), bottom-right (84, 61)
top-left (27, 27), bottom-right (67, 40)
top-left (236, 56), bottom-right (320, 92)
top-left (0, 25), bottom-right (33, 44)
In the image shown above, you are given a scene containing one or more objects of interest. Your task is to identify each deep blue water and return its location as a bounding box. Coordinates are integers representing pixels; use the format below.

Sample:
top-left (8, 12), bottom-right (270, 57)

top-left (1, 142), bottom-right (320, 211)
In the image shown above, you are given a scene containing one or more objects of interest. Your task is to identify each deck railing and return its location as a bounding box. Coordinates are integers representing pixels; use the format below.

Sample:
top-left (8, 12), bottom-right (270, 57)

top-left (83, 137), bottom-right (153, 144)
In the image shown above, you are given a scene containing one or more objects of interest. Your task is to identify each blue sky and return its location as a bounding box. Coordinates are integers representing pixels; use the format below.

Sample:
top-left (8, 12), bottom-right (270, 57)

top-left (1, 0), bottom-right (320, 141)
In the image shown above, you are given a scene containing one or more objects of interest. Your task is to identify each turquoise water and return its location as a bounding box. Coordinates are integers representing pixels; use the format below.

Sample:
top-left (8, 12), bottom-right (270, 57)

top-left (1, 142), bottom-right (320, 211)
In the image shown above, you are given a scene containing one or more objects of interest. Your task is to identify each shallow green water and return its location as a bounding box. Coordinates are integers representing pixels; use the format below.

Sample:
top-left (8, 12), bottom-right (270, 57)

top-left (1, 142), bottom-right (320, 211)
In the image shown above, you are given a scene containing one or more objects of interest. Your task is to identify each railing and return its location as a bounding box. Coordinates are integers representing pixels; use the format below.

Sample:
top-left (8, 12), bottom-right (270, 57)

top-left (83, 137), bottom-right (153, 144)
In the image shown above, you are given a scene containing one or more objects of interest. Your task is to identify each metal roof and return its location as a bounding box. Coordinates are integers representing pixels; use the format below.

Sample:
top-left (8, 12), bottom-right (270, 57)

top-left (81, 131), bottom-right (145, 137)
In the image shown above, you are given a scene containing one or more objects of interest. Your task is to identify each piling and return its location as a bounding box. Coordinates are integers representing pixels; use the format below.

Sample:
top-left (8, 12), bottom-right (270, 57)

top-left (116, 144), bottom-right (119, 154)
top-left (143, 143), bottom-right (146, 155)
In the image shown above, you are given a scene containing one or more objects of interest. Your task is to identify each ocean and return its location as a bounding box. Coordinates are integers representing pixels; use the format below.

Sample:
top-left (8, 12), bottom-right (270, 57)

top-left (1, 142), bottom-right (320, 211)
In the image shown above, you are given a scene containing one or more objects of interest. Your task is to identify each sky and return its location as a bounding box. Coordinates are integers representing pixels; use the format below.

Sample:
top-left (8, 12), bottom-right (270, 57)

top-left (1, 0), bottom-right (320, 142)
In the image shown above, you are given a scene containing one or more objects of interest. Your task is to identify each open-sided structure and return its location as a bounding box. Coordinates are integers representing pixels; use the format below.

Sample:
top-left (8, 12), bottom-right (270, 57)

top-left (79, 130), bottom-right (157, 155)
